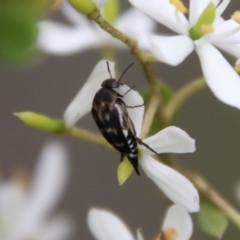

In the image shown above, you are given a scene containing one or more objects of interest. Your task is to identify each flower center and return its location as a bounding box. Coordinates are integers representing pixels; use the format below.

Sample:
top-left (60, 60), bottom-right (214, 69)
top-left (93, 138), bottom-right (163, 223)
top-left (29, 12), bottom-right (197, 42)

top-left (189, 2), bottom-right (216, 40)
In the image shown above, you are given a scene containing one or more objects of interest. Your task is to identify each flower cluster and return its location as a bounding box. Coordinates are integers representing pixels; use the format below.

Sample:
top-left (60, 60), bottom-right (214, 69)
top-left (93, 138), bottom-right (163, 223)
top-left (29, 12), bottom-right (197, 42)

top-left (129, 0), bottom-right (240, 109)
top-left (0, 142), bottom-right (73, 240)
top-left (88, 204), bottom-right (193, 240)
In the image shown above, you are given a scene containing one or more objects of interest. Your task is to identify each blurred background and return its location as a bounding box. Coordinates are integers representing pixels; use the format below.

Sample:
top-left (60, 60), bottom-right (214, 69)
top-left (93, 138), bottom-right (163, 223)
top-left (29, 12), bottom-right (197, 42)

top-left (0, 0), bottom-right (240, 239)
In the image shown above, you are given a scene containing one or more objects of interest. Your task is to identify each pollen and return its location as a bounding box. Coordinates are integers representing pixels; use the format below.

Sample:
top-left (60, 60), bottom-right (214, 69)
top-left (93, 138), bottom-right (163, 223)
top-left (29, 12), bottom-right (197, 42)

top-left (201, 24), bottom-right (214, 34)
top-left (231, 11), bottom-right (240, 24)
top-left (170, 0), bottom-right (188, 13)
top-left (156, 228), bottom-right (178, 240)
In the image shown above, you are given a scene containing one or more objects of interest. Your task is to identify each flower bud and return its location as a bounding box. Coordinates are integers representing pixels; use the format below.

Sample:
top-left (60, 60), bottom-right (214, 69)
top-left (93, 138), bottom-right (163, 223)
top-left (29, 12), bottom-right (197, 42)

top-left (14, 112), bottom-right (66, 133)
top-left (69, 0), bottom-right (97, 14)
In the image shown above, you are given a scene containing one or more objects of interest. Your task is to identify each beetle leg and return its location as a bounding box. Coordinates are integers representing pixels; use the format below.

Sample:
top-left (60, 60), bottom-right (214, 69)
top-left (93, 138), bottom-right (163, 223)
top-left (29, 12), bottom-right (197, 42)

top-left (136, 137), bottom-right (159, 155)
top-left (122, 86), bottom-right (135, 97)
top-left (125, 103), bottom-right (144, 108)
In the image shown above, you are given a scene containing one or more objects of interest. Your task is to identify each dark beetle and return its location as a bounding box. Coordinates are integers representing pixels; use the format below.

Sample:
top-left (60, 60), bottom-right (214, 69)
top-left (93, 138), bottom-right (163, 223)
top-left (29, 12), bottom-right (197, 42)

top-left (91, 62), bottom-right (158, 175)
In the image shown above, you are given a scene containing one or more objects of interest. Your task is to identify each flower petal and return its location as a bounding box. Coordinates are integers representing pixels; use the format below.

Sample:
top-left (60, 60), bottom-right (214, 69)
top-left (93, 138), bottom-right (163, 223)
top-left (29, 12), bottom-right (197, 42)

top-left (88, 208), bottom-right (135, 240)
top-left (116, 7), bottom-right (156, 51)
top-left (23, 141), bottom-right (69, 222)
top-left (216, 0), bottom-right (230, 18)
top-left (38, 214), bottom-right (74, 240)
top-left (209, 19), bottom-right (240, 44)
top-left (140, 156), bottom-right (199, 212)
top-left (150, 35), bottom-right (194, 66)
top-left (64, 60), bottom-right (115, 128)
top-left (195, 43), bottom-right (240, 109)
top-left (129, 0), bottom-right (188, 35)
top-left (136, 229), bottom-right (144, 240)
top-left (162, 205), bottom-right (193, 240)
top-left (37, 21), bottom-right (97, 55)
top-left (116, 84), bottom-right (144, 137)
top-left (215, 43), bottom-right (240, 58)
top-left (140, 126), bottom-right (195, 155)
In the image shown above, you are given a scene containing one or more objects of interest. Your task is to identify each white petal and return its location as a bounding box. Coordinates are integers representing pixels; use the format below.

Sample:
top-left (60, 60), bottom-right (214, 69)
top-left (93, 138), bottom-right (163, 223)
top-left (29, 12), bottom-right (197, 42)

top-left (129, 0), bottom-right (189, 35)
top-left (162, 205), bottom-right (193, 240)
top-left (116, 84), bottom-right (144, 137)
top-left (64, 60), bottom-right (115, 128)
top-left (214, 43), bottom-right (240, 58)
top-left (140, 126), bottom-right (195, 155)
top-left (136, 229), bottom-right (144, 240)
top-left (116, 8), bottom-right (156, 51)
top-left (140, 156), bottom-right (199, 213)
top-left (37, 21), bottom-right (97, 55)
top-left (209, 19), bottom-right (240, 44)
top-left (150, 35), bottom-right (194, 66)
top-left (88, 208), bottom-right (135, 240)
top-left (195, 43), bottom-right (240, 109)
top-left (216, 0), bottom-right (231, 18)
top-left (0, 182), bottom-right (25, 227)
top-left (38, 215), bottom-right (74, 240)
top-left (189, 0), bottom-right (213, 28)
top-left (23, 141), bottom-right (69, 225)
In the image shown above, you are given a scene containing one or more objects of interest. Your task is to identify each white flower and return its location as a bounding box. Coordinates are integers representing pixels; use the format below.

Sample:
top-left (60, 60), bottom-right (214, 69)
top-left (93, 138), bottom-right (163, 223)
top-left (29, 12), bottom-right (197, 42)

top-left (88, 204), bottom-right (193, 240)
top-left (0, 141), bottom-right (73, 240)
top-left (64, 60), bottom-right (199, 212)
top-left (37, 1), bottom-right (156, 55)
top-left (129, 0), bottom-right (240, 109)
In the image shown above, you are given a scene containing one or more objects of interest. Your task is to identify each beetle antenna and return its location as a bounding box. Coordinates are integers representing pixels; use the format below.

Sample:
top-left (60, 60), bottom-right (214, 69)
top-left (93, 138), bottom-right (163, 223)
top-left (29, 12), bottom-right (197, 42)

top-left (106, 61), bottom-right (113, 78)
top-left (118, 63), bottom-right (134, 83)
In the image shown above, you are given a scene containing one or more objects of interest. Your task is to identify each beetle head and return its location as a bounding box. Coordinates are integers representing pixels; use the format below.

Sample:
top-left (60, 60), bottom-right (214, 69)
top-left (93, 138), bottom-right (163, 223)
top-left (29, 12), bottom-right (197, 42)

top-left (101, 79), bottom-right (120, 88)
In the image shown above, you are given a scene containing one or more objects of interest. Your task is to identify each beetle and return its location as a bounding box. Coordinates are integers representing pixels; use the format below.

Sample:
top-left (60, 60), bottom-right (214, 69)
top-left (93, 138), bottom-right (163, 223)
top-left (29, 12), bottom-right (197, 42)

top-left (91, 62), bottom-right (158, 175)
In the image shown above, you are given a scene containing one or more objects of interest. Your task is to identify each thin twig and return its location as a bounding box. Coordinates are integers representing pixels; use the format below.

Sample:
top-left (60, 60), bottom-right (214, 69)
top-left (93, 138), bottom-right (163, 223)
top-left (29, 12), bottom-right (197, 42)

top-left (165, 78), bottom-right (207, 123)
top-left (65, 127), bottom-right (112, 149)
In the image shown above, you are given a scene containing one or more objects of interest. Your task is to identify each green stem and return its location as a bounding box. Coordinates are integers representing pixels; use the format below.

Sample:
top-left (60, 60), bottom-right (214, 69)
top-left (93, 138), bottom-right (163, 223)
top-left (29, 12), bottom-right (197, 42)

top-left (88, 10), bottom-right (157, 77)
top-left (65, 127), bottom-right (112, 149)
top-left (165, 78), bottom-right (207, 123)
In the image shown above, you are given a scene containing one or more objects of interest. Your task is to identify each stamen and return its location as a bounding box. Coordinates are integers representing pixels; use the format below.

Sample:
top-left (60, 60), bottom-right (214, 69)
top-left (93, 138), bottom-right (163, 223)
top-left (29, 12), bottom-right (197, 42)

top-left (170, 0), bottom-right (188, 13)
top-left (201, 24), bottom-right (214, 34)
top-left (231, 11), bottom-right (240, 24)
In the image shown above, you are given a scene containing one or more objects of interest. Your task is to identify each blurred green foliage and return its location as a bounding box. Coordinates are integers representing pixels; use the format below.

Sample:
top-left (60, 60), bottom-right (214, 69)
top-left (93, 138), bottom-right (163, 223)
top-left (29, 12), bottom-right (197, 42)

top-left (197, 199), bottom-right (228, 238)
top-left (0, 0), bottom-right (54, 65)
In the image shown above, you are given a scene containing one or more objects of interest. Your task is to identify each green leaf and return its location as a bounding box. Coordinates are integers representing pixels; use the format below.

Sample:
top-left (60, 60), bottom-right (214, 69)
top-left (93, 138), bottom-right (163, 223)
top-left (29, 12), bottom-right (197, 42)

top-left (197, 200), bottom-right (228, 239)
top-left (143, 82), bottom-right (174, 136)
